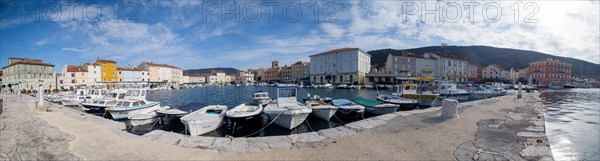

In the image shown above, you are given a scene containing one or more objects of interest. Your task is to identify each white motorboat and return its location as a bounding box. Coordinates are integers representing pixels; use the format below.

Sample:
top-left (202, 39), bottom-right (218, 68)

top-left (263, 87), bottom-right (312, 130)
top-left (128, 106), bottom-right (169, 126)
top-left (180, 105), bottom-right (228, 136)
top-left (81, 89), bottom-right (128, 115)
top-left (353, 96), bottom-right (399, 115)
top-left (376, 94), bottom-right (419, 111)
top-left (251, 91), bottom-right (271, 106)
top-left (226, 103), bottom-right (263, 123)
top-left (107, 100), bottom-right (161, 120)
top-left (157, 108), bottom-right (189, 118)
top-left (304, 95), bottom-right (338, 121)
top-left (470, 85), bottom-right (495, 100)
top-left (335, 84), bottom-right (348, 89)
top-left (436, 82), bottom-right (471, 101)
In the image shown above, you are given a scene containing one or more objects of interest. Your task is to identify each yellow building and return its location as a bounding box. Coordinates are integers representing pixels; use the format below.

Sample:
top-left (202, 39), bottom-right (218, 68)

top-left (95, 59), bottom-right (118, 82)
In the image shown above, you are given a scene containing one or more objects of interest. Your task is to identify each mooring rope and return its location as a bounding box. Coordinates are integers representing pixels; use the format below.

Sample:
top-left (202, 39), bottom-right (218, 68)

top-left (333, 113), bottom-right (347, 125)
top-left (305, 117), bottom-right (314, 132)
top-left (241, 111), bottom-right (284, 137)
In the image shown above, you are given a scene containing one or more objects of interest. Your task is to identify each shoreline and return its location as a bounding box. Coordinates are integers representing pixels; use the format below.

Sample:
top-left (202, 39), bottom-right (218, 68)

top-left (0, 91), bottom-right (553, 160)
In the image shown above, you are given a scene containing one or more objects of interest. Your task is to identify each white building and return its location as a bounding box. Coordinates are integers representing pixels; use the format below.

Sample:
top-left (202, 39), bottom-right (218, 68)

top-left (432, 53), bottom-right (469, 82)
top-left (235, 71), bottom-right (255, 84)
top-left (206, 72), bottom-right (234, 84)
top-left (117, 66), bottom-right (149, 82)
top-left (59, 65), bottom-right (89, 90)
top-left (309, 48), bottom-right (371, 84)
top-left (82, 63), bottom-right (102, 85)
top-left (385, 52), bottom-right (437, 78)
top-left (482, 64), bottom-right (509, 80)
top-left (138, 62), bottom-right (183, 85)
top-left (1, 57), bottom-right (56, 91)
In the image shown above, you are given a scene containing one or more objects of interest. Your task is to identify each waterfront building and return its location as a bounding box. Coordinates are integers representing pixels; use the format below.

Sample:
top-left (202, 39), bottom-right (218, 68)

top-left (518, 67), bottom-right (529, 80)
top-left (95, 59), bottom-right (118, 82)
top-left (235, 71), bottom-right (254, 84)
top-left (309, 48), bottom-right (371, 84)
top-left (385, 52), bottom-right (437, 78)
top-left (433, 53), bottom-right (469, 82)
top-left (467, 64), bottom-right (482, 82)
top-left (365, 67), bottom-right (395, 85)
top-left (263, 67), bottom-right (280, 82)
top-left (1, 57), bottom-right (56, 90)
top-left (117, 66), bottom-right (149, 82)
top-left (83, 62), bottom-right (102, 85)
top-left (60, 65), bottom-right (88, 89)
top-left (527, 58), bottom-right (572, 86)
top-left (280, 65), bottom-right (292, 81)
top-left (290, 61), bottom-right (310, 82)
top-left (184, 74), bottom-right (206, 84)
top-left (251, 68), bottom-right (266, 82)
top-left (138, 62), bottom-right (183, 85)
top-left (0, 70), bottom-right (3, 84)
top-left (509, 68), bottom-right (520, 84)
top-left (206, 71), bottom-right (233, 84)
top-left (482, 64), bottom-right (509, 80)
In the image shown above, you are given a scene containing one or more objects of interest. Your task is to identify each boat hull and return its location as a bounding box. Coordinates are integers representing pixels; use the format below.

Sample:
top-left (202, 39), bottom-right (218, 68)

top-left (108, 104), bottom-right (160, 120)
top-left (265, 113), bottom-right (309, 130)
top-left (365, 105), bottom-right (398, 115)
top-left (398, 103), bottom-right (419, 111)
top-left (311, 108), bottom-right (337, 121)
top-left (61, 100), bottom-right (82, 106)
top-left (400, 94), bottom-right (437, 107)
top-left (439, 94), bottom-right (471, 101)
top-left (81, 104), bottom-right (108, 115)
top-left (129, 117), bottom-right (158, 126)
top-left (335, 109), bottom-right (364, 121)
top-left (182, 118), bottom-right (224, 136)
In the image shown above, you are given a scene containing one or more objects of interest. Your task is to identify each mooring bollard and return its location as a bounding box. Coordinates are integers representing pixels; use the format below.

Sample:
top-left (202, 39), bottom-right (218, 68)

top-left (441, 98), bottom-right (459, 119)
top-left (517, 82), bottom-right (523, 98)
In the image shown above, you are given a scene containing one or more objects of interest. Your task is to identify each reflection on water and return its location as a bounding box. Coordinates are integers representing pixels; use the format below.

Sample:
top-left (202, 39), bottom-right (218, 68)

top-left (541, 88), bottom-right (600, 161)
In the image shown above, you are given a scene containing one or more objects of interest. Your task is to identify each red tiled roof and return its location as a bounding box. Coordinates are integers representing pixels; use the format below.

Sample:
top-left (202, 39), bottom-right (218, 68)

top-left (0, 70), bottom-right (3, 76)
top-left (95, 59), bottom-right (117, 64)
top-left (66, 65), bottom-right (88, 72)
top-left (139, 62), bottom-right (181, 69)
top-left (3, 57), bottom-right (54, 69)
top-left (266, 67), bottom-right (280, 72)
top-left (310, 48), bottom-right (369, 57)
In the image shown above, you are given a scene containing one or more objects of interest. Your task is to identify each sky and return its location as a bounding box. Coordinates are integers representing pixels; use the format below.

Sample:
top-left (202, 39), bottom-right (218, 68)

top-left (1, 0), bottom-right (599, 72)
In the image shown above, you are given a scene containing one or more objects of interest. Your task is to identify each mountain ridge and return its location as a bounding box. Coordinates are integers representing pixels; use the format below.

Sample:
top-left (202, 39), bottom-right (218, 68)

top-left (367, 45), bottom-right (600, 79)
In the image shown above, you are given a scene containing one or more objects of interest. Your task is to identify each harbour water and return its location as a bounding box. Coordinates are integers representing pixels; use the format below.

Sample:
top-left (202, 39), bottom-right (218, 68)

top-left (541, 89), bottom-right (600, 161)
top-left (128, 86), bottom-right (398, 137)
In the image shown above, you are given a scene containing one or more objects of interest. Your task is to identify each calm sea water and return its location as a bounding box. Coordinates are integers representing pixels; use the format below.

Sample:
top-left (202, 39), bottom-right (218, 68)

top-left (129, 86), bottom-right (388, 137)
top-left (541, 89), bottom-right (600, 161)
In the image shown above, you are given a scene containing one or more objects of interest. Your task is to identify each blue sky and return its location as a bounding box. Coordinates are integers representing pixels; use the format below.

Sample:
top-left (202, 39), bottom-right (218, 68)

top-left (1, 0), bottom-right (599, 72)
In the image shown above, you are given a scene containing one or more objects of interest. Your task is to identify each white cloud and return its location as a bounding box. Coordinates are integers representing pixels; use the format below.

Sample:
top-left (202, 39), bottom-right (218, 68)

top-left (35, 39), bottom-right (49, 46)
top-left (320, 23), bottom-right (345, 38)
top-left (61, 48), bottom-right (88, 53)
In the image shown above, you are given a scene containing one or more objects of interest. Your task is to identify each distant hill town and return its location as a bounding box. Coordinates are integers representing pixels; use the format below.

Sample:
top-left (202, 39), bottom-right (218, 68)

top-left (368, 46), bottom-right (600, 80)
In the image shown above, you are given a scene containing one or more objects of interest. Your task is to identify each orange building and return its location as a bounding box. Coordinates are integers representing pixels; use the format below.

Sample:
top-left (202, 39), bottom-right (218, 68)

top-left (527, 58), bottom-right (572, 86)
top-left (95, 59), bottom-right (118, 82)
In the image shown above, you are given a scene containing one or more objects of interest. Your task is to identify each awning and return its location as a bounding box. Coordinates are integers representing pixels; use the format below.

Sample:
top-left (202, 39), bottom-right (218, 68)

top-left (411, 77), bottom-right (437, 81)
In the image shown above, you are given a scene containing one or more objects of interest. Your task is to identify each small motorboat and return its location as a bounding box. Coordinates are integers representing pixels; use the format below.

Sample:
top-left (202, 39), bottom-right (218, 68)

top-left (107, 100), bottom-right (161, 120)
top-left (470, 85), bottom-right (495, 100)
top-left (332, 99), bottom-right (365, 121)
top-left (436, 83), bottom-right (471, 101)
top-left (156, 108), bottom-right (189, 118)
top-left (305, 101), bottom-right (338, 121)
top-left (226, 103), bottom-right (263, 125)
top-left (180, 105), bottom-right (228, 136)
top-left (376, 94), bottom-right (419, 111)
top-left (128, 106), bottom-right (170, 126)
top-left (263, 87), bottom-right (312, 130)
top-left (353, 96), bottom-right (399, 115)
top-left (251, 91), bottom-right (271, 106)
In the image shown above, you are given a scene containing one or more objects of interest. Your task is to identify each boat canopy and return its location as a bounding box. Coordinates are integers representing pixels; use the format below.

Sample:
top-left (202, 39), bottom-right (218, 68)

top-left (332, 99), bottom-right (353, 106)
top-left (352, 97), bottom-right (382, 107)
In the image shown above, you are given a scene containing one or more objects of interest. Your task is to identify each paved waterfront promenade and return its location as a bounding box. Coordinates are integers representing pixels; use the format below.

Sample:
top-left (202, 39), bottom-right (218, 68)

top-left (0, 91), bottom-right (552, 160)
